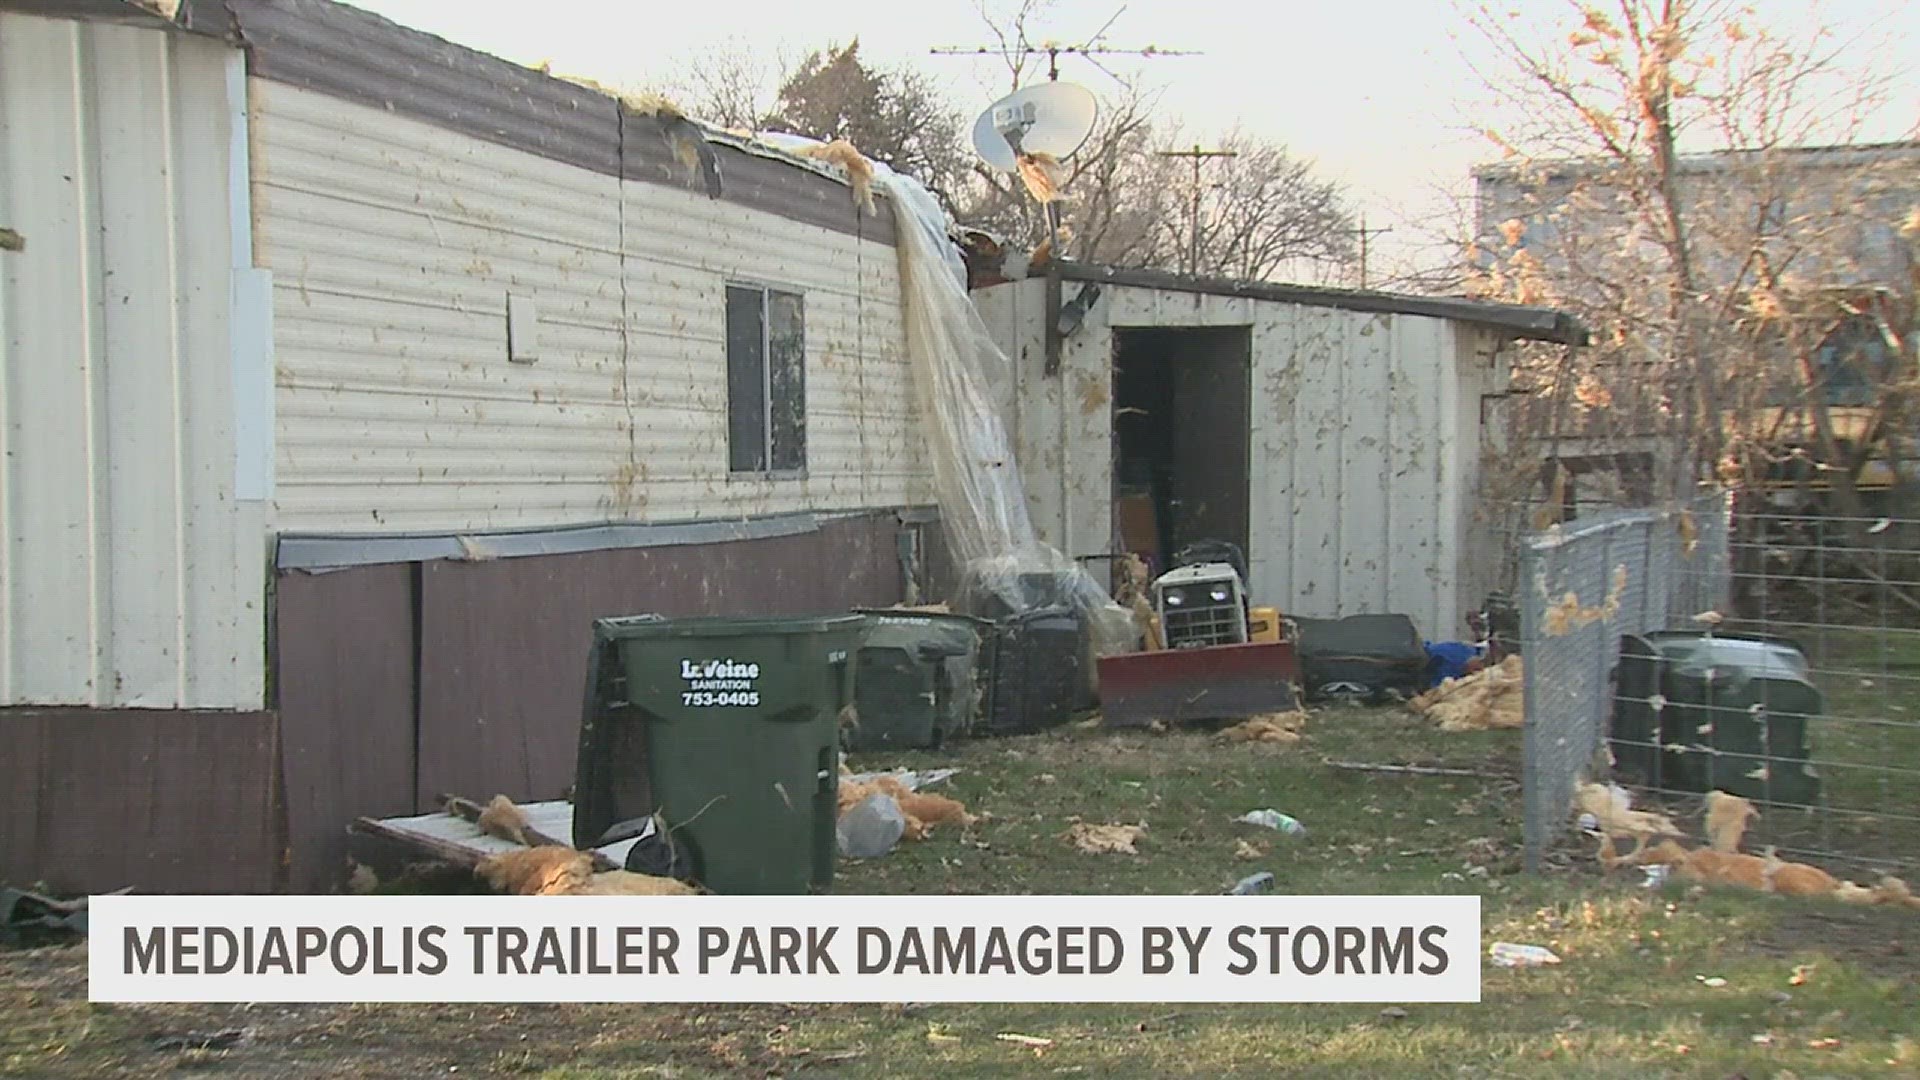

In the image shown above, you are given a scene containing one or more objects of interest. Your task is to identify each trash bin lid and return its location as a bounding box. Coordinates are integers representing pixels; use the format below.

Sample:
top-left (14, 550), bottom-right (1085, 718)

top-left (594, 613), bottom-right (866, 639)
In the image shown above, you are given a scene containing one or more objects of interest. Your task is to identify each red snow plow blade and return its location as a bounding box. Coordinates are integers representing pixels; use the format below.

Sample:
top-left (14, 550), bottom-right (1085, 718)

top-left (1097, 641), bottom-right (1302, 728)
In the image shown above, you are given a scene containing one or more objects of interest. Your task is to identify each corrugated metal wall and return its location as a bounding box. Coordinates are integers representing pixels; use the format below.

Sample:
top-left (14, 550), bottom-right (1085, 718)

top-left (251, 81), bottom-right (929, 535)
top-left (975, 279), bottom-right (1497, 638)
top-left (0, 15), bottom-right (266, 708)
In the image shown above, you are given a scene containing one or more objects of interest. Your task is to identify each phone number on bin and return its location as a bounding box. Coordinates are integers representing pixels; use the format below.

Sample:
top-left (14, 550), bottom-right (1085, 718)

top-left (682, 691), bottom-right (760, 707)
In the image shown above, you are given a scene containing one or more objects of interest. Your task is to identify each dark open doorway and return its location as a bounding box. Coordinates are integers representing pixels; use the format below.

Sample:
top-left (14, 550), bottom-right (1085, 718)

top-left (1111, 327), bottom-right (1252, 581)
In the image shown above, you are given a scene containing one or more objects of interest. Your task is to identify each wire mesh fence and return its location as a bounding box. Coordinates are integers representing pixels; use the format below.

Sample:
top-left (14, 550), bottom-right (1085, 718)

top-left (1518, 493), bottom-right (1733, 870)
top-left (1520, 491), bottom-right (1920, 884)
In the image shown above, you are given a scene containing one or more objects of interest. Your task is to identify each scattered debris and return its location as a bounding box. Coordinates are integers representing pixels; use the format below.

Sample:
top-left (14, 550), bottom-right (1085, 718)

top-left (798, 139), bottom-right (877, 215)
top-left (1489, 942), bottom-right (1561, 967)
top-left (1379, 1006), bottom-right (1409, 1020)
top-left (1063, 821), bottom-right (1147, 855)
top-left (1762, 848), bottom-right (1841, 897)
top-left (1327, 759), bottom-right (1513, 780)
top-left (1697, 975), bottom-right (1728, 988)
top-left (839, 792), bottom-right (908, 859)
top-left (569, 869), bottom-right (703, 896)
top-left (475, 847), bottom-right (596, 896)
top-left (0, 227), bottom-right (23, 252)
top-left (1228, 872), bottom-right (1275, 895)
top-left (476, 794), bottom-right (533, 846)
top-left (996, 1033), bottom-right (1055, 1049)
top-left (838, 771), bottom-right (977, 852)
top-left (346, 861), bottom-right (380, 895)
top-left (150, 1030), bottom-right (247, 1052)
top-left (1237, 809), bottom-right (1305, 835)
top-left (1541, 566), bottom-right (1628, 636)
top-left (1409, 654), bottom-right (1524, 731)
top-left (474, 846), bottom-right (697, 897)
top-left (1217, 711), bottom-right (1308, 745)
top-left (1705, 791), bottom-right (1759, 853)
top-left (1, 886), bottom-right (116, 935)
top-left (1015, 151), bottom-right (1066, 203)
top-left (1233, 838), bottom-right (1268, 861)
top-left (1574, 782), bottom-right (1685, 864)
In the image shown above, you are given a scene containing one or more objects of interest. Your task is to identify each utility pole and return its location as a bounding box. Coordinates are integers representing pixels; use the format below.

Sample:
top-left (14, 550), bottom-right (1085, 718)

top-left (1344, 213), bottom-right (1393, 289)
top-left (1157, 144), bottom-right (1236, 276)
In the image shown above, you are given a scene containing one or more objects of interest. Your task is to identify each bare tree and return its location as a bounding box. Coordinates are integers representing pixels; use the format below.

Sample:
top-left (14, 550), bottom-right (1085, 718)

top-left (1179, 128), bottom-right (1356, 281)
top-left (1461, 1), bottom-right (1917, 514)
top-left (656, 38), bottom-right (787, 131)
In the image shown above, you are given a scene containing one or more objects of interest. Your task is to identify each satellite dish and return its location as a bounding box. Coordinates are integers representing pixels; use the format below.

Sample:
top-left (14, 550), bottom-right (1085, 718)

top-left (971, 82), bottom-right (1098, 172)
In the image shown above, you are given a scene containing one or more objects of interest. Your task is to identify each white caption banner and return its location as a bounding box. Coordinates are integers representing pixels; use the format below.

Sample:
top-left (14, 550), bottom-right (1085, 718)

top-left (89, 894), bottom-right (1480, 1004)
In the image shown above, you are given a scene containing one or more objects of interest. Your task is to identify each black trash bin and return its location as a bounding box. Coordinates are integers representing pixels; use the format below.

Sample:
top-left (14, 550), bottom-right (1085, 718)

top-left (846, 609), bottom-right (991, 750)
top-left (571, 613), bottom-right (863, 894)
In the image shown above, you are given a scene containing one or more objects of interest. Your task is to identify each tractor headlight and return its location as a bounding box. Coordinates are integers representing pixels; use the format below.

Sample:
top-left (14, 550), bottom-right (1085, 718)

top-left (1164, 593), bottom-right (1184, 606)
top-left (1209, 586), bottom-right (1229, 602)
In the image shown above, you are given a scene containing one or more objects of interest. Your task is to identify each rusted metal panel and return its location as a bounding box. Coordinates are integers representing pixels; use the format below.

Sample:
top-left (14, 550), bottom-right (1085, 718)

top-left (415, 511), bottom-right (905, 811)
top-left (273, 562), bottom-right (417, 892)
top-left (0, 709), bottom-right (280, 894)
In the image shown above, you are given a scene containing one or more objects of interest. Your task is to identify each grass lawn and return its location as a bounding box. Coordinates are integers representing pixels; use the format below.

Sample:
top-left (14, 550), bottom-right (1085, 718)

top-left (5, 707), bottom-right (1918, 1078)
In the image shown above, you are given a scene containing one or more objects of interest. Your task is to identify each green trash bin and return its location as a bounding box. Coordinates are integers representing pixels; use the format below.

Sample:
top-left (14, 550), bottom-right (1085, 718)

top-left (846, 610), bottom-right (990, 751)
top-left (571, 613), bottom-right (863, 894)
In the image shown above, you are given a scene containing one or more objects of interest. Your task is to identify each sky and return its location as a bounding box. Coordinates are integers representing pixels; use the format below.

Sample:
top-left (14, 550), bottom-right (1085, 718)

top-left (352, 0), bottom-right (1919, 279)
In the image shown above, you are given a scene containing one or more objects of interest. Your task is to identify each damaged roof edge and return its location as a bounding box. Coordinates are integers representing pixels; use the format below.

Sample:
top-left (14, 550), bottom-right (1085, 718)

top-left (156, 0), bottom-right (897, 245)
top-left (0, 0), bottom-right (206, 30)
top-left (1053, 263), bottom-right (1590, 345)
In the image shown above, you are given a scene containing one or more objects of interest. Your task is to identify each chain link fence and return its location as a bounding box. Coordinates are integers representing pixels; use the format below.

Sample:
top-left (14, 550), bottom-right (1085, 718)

top-left (1519, 493), bottom-right (1734, 870)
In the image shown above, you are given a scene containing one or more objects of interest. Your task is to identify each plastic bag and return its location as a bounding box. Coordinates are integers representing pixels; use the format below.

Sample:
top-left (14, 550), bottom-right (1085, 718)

top-left (837, 792), bottom-right (907, 858)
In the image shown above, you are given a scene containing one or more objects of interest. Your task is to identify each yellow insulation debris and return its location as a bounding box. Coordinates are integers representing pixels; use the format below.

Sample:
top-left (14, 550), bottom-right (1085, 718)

top-left (797, 139), bottom-right (877, 216)
top-left (1409, 654), bottom-right (1525, 731)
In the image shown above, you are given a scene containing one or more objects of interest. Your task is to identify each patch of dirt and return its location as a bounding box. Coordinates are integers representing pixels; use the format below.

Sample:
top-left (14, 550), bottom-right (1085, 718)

top-left (1747, 906), bottom-right (1920, 981)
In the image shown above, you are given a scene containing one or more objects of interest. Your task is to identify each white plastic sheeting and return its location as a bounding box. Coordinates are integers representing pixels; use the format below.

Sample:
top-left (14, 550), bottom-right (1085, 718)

top-left (749, 132), bottom-right (1133, 652)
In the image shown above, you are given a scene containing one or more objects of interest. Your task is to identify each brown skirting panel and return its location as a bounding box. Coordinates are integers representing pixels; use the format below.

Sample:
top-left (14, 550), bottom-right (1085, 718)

top-left (0, 709), bottom-right (280, 894)
top-left (414, 512), bottom-right (906, 813)
top-left (271, 509), bottom-right (928, 891)
top-left (274, 562), bottom-right (418, 892)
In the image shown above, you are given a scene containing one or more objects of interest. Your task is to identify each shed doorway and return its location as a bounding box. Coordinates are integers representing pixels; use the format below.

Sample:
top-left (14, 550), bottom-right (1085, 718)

top-left (1111, 327), bottom-right (1252, 581)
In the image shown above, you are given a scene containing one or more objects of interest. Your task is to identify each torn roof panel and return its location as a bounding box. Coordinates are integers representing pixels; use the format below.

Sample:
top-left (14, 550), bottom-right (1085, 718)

top-left (155, 0), bottom-right (898, 244)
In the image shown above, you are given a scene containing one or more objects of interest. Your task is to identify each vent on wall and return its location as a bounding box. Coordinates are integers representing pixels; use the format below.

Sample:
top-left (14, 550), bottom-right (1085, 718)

top-left (507, 292), bottom-right (540, 364)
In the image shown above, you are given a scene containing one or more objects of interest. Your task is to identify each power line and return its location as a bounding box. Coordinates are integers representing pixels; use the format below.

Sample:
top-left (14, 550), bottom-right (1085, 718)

top-left (1157, 145), bottom-right (1237, 276)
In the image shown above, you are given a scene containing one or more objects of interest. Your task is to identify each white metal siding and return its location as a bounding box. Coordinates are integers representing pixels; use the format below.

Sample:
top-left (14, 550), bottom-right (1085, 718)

top-left (0, 16), bottom-right (265, 708)
top-left (250, 82), bottom-right (928, 534)
top-left (975, 280), bottom-right (1486, 637)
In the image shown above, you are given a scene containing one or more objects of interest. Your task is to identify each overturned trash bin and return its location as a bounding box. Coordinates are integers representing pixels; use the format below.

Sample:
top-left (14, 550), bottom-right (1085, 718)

top-left (572, 613), bottom-right (863, 895)
top-left (847, 609), bottom-right (990, 751)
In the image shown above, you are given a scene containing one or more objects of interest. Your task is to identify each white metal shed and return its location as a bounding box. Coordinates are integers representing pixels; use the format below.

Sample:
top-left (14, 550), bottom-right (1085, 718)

top-left (972, 265), bottom-right (1585, 640)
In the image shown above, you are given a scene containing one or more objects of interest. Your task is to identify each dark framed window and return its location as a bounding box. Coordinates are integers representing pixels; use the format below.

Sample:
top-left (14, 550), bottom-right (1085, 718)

top-left (725, 284), bottom-right (806, 475)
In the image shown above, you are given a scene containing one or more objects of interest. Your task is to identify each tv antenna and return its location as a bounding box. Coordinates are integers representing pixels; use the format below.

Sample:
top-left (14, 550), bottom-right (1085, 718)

top-left (931, 6), bottom-right (1199, 84)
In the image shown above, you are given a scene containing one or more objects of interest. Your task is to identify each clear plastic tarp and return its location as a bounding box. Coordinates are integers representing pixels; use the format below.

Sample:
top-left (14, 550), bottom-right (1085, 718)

top-left (750, 130), bottom-right (1135, 655)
